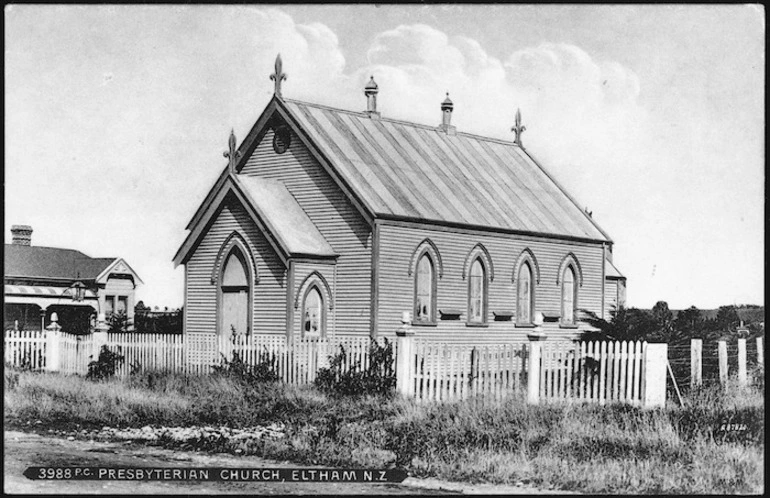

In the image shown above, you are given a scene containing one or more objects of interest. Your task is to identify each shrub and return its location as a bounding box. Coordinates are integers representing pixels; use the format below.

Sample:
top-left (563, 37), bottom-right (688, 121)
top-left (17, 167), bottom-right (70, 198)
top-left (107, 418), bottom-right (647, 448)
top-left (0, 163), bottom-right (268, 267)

top-left (86, 345), bottom-right (125, 381)
top-left (314, 338), bottom-right (395, 397)
top-left (212, 348), bottom-right (280, 384)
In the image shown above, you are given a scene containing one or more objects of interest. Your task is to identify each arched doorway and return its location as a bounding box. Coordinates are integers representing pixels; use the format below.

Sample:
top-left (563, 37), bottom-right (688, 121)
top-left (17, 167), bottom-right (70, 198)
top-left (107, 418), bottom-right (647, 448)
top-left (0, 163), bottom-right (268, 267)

top-left (219, 247), bottom-right (250, 338)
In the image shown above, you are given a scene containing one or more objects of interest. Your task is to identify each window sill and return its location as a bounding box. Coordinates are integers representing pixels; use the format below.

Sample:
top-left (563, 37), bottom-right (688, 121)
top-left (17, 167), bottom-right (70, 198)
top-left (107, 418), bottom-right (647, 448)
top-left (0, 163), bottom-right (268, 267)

top-left (466, 322), bottom-right (489, 328)
top-left (412, 321), bottom-right (438, 327)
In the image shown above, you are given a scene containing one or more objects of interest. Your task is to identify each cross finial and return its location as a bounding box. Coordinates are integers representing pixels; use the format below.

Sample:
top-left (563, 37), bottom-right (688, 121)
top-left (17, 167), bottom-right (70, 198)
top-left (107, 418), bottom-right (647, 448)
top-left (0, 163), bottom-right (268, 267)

top-left (270, 53), bottom-right (287, 98)
top-left (223, 129), bottom-right (241, 174)
top-left (511, 108), bottom-right (526, 147)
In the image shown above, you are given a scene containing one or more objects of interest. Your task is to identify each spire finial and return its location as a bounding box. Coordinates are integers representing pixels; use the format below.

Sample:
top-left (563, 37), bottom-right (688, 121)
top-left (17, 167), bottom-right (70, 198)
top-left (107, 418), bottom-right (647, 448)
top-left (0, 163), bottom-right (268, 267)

top-left (223, 128), bottom-right (242, 174)
top-left (270, 54), bottom-right (287, 98)
top-left (511, 108), bottom-right (526, 147)
top-left (364, 75), bottom-right (379, 116)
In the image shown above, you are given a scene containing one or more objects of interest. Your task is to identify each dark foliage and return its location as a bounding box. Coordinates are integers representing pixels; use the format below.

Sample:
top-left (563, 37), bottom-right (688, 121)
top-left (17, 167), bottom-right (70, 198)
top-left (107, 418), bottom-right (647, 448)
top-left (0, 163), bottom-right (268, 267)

top-left (314, 338), bottom-right (396, 397)
top-left (212, 348), bottom-right (280, 384)
top-left (86, 345), bottom-right (125, 381)
top-left (133, 307), bottom-right (183, 334)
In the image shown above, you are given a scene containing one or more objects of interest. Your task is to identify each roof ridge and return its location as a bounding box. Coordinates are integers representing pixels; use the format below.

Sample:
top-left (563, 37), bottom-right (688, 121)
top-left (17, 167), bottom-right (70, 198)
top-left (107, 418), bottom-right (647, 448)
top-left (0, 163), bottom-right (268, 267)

top-left (283, 98), bottom-right (519, 147)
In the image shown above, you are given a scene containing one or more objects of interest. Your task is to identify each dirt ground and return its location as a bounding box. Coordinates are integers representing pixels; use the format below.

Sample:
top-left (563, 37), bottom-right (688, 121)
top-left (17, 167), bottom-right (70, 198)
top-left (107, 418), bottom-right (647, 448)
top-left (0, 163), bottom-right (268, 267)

top-left (4, 430), bottom-right (561, 495)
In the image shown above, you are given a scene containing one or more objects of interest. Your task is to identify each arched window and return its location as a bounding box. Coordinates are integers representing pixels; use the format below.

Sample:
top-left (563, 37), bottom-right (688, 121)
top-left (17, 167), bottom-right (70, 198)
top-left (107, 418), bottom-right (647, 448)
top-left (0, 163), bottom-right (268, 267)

top-left (220, 247), bottom-right (250, 337)
top-left (414, 253), bottom-right (435, 323)
top-left (468, 258), bottom-right (487, 324)
top-left (561, 266), bottom-right (577, 325)
top-left (302, 286), bottom-right (324, 338)
top-left (517, 262), bottom-right (533, 324)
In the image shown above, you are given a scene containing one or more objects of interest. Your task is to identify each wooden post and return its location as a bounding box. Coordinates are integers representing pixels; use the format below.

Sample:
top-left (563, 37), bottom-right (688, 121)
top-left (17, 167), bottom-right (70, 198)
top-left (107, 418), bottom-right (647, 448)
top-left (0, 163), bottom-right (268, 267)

top-left (45, 314), bottom-right (62, 372)
top-left (641, 343), bottom-right (667, 408)
top-left (527, 341), bottom-right (542, 404)
top-left (757, 337), bottom-right (764, 366)
top-left (718, 341), bottom-right (728, 387)
top-left (737, 338), bottom-right (747, 386)
top-left (92, 313), bottom-right (109, 362)
top-left (690, 339), bottom-right (702, 388)
top-left (395, 312), bottom-right (415, 397)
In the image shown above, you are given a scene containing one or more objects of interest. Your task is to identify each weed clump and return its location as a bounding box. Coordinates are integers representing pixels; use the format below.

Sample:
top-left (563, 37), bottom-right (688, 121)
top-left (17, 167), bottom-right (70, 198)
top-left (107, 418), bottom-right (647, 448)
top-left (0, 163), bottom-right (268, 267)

top-left (86, 345), bottom-right (125, 381)
top-left (314, 338), bottom-right (395, 397)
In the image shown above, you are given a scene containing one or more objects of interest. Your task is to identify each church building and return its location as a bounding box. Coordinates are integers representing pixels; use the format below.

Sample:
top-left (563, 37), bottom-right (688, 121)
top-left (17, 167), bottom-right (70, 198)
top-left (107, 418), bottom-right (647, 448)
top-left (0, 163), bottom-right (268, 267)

top-left (173, 55), bottom-right (626, 346)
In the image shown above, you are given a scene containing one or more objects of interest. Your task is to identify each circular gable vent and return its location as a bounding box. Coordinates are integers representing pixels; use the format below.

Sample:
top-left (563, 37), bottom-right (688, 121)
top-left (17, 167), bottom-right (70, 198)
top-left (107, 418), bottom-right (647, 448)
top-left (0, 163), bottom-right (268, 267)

top-left (272, 125), bottom-right (291, 154)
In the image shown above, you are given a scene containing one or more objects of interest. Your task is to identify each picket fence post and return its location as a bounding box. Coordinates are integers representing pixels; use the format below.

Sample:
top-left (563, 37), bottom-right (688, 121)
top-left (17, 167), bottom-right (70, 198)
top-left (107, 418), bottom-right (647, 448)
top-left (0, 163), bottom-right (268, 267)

top-left (92, 313), bottom-right (109, 361)
top-left (641, 343), bottom-right (667, 408)
top-left (45, 313), bottom-right (62, 372)
top-left (526, 313), bottom-right (547, 405)
top-left (395, 312), bottom-right (415, 397)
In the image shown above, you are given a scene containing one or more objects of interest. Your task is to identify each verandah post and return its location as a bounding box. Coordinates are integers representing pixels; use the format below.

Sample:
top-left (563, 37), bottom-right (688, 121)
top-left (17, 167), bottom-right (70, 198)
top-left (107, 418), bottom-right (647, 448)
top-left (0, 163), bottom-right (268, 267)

top-left (395, 312), bottom-right (415, 397)
top-left (45, 313), bottom-right (62, 372)
top-left (641, 343), bottom-right (667, 409)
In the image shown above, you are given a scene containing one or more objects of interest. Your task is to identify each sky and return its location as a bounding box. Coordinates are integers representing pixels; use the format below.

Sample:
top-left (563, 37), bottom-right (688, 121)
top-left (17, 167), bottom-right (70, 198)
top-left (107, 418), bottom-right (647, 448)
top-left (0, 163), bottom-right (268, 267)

top-left (4, 5), bottom-right (765, 310)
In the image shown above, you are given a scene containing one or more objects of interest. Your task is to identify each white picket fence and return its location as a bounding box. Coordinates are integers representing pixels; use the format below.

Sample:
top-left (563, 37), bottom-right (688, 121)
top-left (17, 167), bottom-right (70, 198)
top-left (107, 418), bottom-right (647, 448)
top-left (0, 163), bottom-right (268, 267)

top-left (4, 330), bottom-right (47, 370)
top-left (217, 333), bottom-right (389, 385)
top-left (5, 328), bottom-right (665, 407)
top-left (409, 341), bottom-right (528, 403)
top-left (538, 340), bottom-right (646, 406)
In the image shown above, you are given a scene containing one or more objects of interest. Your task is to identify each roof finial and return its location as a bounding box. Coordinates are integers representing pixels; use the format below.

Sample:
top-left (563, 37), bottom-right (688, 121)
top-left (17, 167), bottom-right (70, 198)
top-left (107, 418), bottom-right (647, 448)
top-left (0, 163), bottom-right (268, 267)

top-left (364, 75), bottom-right (379, 117)
top-left (270, 54), bottom-right (287, 98)
top-left (440, 92), bottom-right (455, 134)
top-left (223, 128), bottom-right (241, 174)
top-left (511, 108), bottom-right (526, 147)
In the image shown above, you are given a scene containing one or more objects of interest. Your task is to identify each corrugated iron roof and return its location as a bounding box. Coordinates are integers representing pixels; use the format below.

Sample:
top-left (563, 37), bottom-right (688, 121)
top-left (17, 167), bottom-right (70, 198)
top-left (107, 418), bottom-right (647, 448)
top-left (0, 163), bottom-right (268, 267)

top-left (235, 176), bottom-right (336, 257)
top-left (283, 98), bottom-right (609, 242)
top-left (4, 244), bottom-right (115, 281)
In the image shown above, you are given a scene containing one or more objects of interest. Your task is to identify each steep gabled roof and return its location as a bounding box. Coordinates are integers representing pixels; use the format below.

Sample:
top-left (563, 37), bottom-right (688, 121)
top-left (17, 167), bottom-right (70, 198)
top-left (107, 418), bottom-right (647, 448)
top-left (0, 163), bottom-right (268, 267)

top-left (174, 174), bottom-right (336, 267)
top-left (4, 245), bottom-right (116, 281)
top-left (281, 98), bottom-right (610, 242)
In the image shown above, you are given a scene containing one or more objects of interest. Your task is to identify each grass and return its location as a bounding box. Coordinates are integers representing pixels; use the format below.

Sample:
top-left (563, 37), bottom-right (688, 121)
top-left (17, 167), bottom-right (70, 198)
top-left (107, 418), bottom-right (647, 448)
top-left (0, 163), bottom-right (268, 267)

top-left (4, 368), bottom-right (764, 494)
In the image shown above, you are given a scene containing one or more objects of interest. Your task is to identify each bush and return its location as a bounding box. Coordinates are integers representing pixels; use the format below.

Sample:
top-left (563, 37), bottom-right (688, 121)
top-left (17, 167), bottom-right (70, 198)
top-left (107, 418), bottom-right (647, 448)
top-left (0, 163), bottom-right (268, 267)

top-left (212, 348), bottom-right (280, 384)
top-left (314, 338), bottom-right (395, 397)
top-left (86, 345), bottom-right (125, 381)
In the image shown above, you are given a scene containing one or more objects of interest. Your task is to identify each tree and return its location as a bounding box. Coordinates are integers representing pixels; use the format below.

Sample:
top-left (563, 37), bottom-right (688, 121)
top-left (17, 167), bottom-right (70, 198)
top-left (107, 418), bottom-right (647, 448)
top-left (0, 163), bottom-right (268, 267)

top-left (673, 306), bottom-right (703, 338)
top-left (715, 305), bottom-right (740, 333)
top-left (580, 306), bottom-right (657, 342)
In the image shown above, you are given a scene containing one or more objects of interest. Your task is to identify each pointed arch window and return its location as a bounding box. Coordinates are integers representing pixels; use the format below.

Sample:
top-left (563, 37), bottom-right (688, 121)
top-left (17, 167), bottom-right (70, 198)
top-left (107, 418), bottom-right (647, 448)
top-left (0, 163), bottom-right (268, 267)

top-left (561, 266), bottom-right (577, 325)
top-left (219, 247), bottom-right (250, 337)
top-left (414, 253), bottom-right (436, 323)
top-left (302, 286), bottom-right (324, 338)
top-left (517, 262), bottom-right (534, 324)
top-left (467, 258), bottom-right (487, 324)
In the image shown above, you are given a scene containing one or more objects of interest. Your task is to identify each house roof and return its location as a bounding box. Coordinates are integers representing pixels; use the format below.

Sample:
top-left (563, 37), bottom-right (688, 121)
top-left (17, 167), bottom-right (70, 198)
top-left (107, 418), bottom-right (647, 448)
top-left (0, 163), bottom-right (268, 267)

top-left (605, 258), bottom-right (625, 280)
top-left (236, 176), bottom-right (336, 257)
top-left (173, 174), bottom-right (337, 266)
top-left (281, 98), bottom-right (610, 242)
top-left (4, 244), bottom-right (116, 281)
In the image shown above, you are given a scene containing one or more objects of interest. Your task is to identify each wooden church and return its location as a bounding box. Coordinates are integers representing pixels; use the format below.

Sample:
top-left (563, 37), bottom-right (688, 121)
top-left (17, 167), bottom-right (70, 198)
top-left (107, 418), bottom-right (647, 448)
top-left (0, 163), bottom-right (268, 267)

top-left (173, 55), bottom-right (626, 346)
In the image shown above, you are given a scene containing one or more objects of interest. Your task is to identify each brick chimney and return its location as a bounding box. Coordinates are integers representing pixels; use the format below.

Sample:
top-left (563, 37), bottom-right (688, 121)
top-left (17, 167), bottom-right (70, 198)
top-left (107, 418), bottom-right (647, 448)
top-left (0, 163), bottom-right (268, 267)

top-left (11, 225), bottom-right (33, 246)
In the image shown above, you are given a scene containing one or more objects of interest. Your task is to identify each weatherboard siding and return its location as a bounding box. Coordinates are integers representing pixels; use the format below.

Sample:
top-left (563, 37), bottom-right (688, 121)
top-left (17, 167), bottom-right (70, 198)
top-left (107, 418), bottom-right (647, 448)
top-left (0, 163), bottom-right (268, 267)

top-left (185, 202), bottom-right (286, 337)
top-left (376, 221), bottom-right (604, 344)
top-left (240, 127), bottom-right (373, 337)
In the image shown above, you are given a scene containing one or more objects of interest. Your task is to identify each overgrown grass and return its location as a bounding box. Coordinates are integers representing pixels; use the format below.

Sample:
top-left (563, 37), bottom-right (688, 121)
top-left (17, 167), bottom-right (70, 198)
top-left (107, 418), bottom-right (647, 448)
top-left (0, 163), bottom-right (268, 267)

top-left (4, 368), bottom-right (764, 494)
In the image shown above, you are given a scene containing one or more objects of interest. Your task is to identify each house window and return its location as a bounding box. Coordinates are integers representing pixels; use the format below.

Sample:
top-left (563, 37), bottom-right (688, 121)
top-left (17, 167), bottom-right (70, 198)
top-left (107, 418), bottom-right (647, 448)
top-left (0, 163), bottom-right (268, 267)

top-left (561, 266), bottom-right (577, 325)
top-left (414, 253), bottom-right (435, 323)
top-left (517, 262), bottom-right (533, 324)
top-left (117, 296), bottom-right (127, 315)
top-left (302, 286), bottom-right (324, 338)
top-left (220, 248), bottom-right (250, 337)
top-left (104, 295), bottom-right (115, 317)
top-left (468, 258), bottom-right (486, 324)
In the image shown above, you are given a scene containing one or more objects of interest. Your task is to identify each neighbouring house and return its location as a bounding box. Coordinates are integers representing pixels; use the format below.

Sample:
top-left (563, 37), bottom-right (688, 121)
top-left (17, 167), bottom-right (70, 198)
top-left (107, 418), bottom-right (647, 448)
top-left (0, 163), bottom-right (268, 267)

top-left (174, 55), bottom-right (626, 350)
top-left (4, 225), bottom-right (143, 333)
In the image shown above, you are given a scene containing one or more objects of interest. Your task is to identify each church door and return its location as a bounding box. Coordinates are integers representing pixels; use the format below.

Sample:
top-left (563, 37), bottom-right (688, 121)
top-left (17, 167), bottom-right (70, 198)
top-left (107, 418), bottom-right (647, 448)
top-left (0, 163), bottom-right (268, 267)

top-left (220, 249), bottom-right (249, 337)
